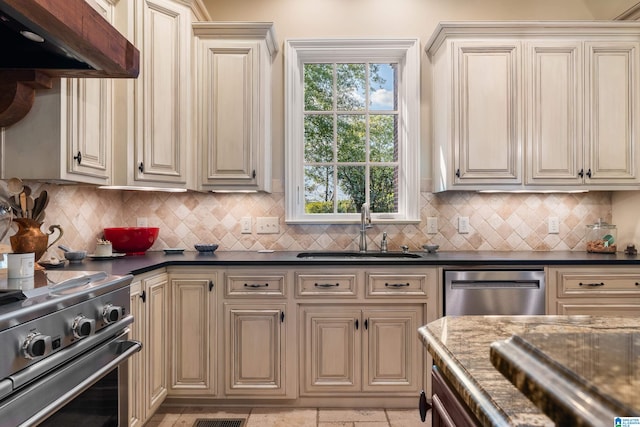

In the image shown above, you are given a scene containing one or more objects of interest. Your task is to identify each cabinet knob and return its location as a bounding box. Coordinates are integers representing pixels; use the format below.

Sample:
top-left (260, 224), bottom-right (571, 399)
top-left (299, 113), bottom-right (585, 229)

top-left (455, 168), bottom-right (461, 178)
top-left (138, 162), bottom-right (144, 173)
top-left (73, 151), bottom-right (82, 165)
top-left (586, 168), bottom-right (592, 178)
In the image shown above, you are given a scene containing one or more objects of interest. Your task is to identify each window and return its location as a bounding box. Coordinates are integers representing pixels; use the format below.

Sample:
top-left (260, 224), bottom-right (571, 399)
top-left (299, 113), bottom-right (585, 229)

top-left (285, 39), bottom-right (420, 223)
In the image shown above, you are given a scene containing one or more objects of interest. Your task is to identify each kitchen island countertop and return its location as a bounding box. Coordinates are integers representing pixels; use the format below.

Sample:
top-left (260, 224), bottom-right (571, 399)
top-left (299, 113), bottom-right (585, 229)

top-left (53, 249), bottom-right (640, 276)
top-left (418, 316), bottom-right (640, 427)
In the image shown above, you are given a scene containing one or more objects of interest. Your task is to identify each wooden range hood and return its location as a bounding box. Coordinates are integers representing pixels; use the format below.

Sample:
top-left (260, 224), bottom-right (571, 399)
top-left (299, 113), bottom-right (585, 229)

top-left (0, 0), bottom-right (139, 127)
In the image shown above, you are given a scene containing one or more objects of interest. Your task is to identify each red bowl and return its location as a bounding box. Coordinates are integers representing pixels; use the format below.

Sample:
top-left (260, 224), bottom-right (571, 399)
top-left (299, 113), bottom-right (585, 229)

top-left (103, 227), bottom-right (159, 255)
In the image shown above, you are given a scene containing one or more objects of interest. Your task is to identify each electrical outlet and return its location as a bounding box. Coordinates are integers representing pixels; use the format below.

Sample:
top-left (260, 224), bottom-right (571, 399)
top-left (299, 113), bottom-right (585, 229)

top-left (427, 217), bottom-right (438, 234)
top-left (136, 217), bottom-right (148, 227)
top-left (240, 217), bottom-right (252, 234)
top-left (458, 216), bottom-right (470, 234)
top-left (548, 216), bottom-right (560, 234)
top-left (257, 217), bottom-right (279, 234)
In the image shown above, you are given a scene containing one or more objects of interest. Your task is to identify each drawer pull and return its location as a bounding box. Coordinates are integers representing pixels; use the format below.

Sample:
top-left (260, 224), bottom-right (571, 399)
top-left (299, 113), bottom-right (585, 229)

top-left (245, 283), bottom-right (269, 288)
top-left (578, 282), bottom-right (605, 287)
top-left (385, 282), bottom-right (410, 288)
top-left (315, 283), bottom-right (340, 288)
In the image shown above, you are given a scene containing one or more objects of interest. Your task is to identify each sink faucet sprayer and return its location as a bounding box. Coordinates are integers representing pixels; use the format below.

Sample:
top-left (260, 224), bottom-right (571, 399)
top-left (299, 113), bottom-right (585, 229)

top-left (359, 203), bottom-right (372, 253)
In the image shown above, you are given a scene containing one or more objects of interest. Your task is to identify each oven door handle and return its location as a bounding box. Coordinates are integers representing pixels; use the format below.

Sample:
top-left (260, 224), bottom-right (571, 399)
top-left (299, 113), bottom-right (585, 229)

top-left (0, 331), bottom-right (141, 427)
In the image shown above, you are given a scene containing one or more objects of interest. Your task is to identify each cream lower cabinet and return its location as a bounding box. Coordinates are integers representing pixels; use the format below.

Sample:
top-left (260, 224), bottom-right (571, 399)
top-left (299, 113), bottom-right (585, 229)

top-left (168, 272), bottom-right (217, 396)
top-left (547, 266), bottom-right (640, 315)
top-left (128, 271), bottom-right (169, 426)
top-left (300, 305), bottom-right (423, 395)
top-left (296, 268), bottom-right (436, 398)
top-left (222, 269), bottom-right (293, 398)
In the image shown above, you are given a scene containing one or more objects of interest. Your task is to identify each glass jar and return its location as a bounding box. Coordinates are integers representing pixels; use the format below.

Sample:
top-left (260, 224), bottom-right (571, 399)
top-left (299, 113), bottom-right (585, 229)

top-left (586, 219), bottom-right (617, 253)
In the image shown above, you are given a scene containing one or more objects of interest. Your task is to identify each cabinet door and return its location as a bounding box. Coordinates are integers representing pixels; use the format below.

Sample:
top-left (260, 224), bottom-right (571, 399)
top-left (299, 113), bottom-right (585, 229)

top-left (128, 280), bottom-right (145, 427)
top-left (300, 306), bottom-right (361, 394)
top-left (135, 0), bottom-right (190, 185)
top-left (453, 41), bottom-right (521, 185)
top-left (526, 42), bottom-right (583, 185)
top-left (170, 276), bottom-right (216, 395)
top-left (584, 41), bottom-right (640, 185)
top-left (67, 0), bottom-right (112, 183)
top-left (363, 307), bottom-right (422, 393)
top-left (144, 273), bottom-right (168, 416)
top-left (66, 77), bottom-right (112, 182)
top-left (198, 39), bottom-right (260, 188)
top-left (224, 303), bottom-right (288, 396)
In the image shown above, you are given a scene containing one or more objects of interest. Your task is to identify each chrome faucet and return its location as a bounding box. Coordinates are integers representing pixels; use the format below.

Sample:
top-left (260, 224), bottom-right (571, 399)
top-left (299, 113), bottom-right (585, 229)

top-left (359, 203), bottom-right (372, 253)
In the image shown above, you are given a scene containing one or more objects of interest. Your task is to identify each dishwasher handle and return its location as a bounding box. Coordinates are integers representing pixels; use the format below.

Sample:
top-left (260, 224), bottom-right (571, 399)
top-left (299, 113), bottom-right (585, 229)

top-left (450, 279), bottom-right (542, 290)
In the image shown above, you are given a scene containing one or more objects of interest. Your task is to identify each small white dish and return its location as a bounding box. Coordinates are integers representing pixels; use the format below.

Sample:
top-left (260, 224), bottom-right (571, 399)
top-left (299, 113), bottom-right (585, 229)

top-left (422, 244), bottom-right (439, 253)
top-left (164, 248), bottom-right (185, 254)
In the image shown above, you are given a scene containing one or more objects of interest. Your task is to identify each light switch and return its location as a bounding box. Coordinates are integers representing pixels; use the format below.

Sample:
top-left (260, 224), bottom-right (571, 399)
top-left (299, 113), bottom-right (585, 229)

top-left (458, 216), bottom-right (470, 234)
top-left (240, 217), bottom-right (252, 234)
top-left (427, 217), bottom-right (438, 234)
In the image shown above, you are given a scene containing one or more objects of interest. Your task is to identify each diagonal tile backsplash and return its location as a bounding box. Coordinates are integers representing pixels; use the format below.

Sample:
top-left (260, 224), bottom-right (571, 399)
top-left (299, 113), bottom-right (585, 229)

top-left (1, 182), bottom-right (612, 259)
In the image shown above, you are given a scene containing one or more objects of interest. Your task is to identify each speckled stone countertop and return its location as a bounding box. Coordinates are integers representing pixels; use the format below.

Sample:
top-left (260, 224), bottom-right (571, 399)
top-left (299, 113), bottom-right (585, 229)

top-left (418, 316), bottom-right (640, 427)
top-left (491, 327), bottom-right (640, 426)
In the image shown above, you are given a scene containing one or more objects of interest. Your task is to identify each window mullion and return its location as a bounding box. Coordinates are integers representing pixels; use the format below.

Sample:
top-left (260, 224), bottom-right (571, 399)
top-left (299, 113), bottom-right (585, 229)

top-left (332, 63), bottom-right (338, 214)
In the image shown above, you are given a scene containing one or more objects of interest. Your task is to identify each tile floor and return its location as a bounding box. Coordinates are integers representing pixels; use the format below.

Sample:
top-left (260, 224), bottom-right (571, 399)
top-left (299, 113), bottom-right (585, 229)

top-left (145, 406), bottom-right (432, 427)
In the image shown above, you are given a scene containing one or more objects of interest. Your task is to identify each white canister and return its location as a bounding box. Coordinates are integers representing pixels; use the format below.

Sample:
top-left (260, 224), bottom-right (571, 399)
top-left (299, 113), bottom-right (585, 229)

top-left (7, 252), bottom-right (35, 279)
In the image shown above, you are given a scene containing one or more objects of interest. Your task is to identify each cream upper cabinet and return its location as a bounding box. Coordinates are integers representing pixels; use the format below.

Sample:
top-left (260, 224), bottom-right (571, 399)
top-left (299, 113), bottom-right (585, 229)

top-left (430, 39), bottom-right (522, 191)
top-left (111, 0), bottom-right (195, 190)
top-left (526, 39), bottom-right (640, 187)
top-left (427, 21), bottom-right (640, 192)
top-left (1, 0), bottom-right (114, 185)
top-left (193, 22), bottom-right (277, 192)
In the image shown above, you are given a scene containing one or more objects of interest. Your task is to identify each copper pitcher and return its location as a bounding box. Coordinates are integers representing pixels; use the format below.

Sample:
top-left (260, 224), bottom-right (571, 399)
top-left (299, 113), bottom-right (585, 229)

top-left (10, 218), bottom-right (63, 262)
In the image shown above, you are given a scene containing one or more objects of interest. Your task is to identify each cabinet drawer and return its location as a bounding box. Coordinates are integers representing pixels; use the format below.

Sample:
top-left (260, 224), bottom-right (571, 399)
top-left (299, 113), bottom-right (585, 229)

top-left (296, 274), bottom-right (357, 297)
top-left (367, 274), bottom-right (429, 297)
top-left (557, 271), bottom-right (640, 297)
top-left (226, 274), bottom-right (286, 297)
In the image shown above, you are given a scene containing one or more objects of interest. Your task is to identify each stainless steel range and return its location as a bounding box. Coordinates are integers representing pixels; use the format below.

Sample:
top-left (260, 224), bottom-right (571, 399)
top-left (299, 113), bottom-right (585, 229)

top-left (0, 269), bottom-right (140, 426)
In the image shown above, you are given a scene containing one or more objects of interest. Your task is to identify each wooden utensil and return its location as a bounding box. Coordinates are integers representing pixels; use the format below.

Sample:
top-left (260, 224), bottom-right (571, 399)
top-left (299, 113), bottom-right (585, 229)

top-left (19, 192), bottom-right (26, 218)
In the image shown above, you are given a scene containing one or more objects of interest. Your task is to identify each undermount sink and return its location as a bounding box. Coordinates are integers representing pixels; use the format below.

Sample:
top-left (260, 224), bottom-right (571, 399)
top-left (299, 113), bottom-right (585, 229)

top-left (296, 251), bottom-right (422, 259)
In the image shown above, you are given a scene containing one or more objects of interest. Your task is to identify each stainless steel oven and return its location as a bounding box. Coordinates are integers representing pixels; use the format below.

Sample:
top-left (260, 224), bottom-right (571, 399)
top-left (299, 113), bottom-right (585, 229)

top-left (444, 269), bottom-right (546, 316)
top-left (0, 270), bottom-right (141, 426)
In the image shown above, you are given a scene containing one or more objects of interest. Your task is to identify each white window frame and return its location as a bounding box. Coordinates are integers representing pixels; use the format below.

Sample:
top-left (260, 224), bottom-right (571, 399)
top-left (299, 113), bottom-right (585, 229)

top-left (284, 38), bottom-right (421, 224)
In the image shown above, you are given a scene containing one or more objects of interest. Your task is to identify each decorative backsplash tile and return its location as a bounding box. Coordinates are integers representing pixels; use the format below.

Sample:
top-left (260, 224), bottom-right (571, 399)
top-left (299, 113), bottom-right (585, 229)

top-left (1, 182), bottom-right (612, 258)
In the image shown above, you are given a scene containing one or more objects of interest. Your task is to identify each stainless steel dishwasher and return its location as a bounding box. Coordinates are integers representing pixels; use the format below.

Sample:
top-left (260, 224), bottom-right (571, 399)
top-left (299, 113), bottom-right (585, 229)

top-left (444, 269), bottom-right (546, 315)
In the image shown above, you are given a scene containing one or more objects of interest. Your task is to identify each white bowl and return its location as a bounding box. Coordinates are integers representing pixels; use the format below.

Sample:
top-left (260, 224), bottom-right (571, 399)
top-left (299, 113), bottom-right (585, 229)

top-left (64, 250), bottom-right (87, 263)
top-left (422, 244), bottom-right (439, 253)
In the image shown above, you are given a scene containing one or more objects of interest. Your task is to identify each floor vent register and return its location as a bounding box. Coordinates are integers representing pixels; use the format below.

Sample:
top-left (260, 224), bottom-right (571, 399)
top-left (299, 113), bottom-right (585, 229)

top-left (193, 419), bottom-right (245, 427)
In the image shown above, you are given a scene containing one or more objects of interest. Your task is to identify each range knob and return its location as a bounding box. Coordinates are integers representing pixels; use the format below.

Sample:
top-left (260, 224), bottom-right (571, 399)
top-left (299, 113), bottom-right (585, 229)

top-left (72, 316), bottom-right (95, 339)
top-left (22, 331), bottom-right (52, 359)
top-left (102, 304), bottom-right (123, 324)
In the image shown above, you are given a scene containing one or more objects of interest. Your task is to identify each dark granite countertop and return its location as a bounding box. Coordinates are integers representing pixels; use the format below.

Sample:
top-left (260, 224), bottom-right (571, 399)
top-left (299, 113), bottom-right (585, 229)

top-left (49, 250), bottom-right (640, 276)
top-left (418, 316), bottom-right (640, 427)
